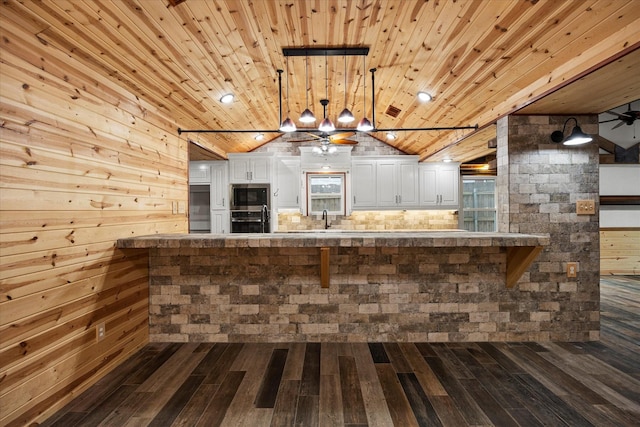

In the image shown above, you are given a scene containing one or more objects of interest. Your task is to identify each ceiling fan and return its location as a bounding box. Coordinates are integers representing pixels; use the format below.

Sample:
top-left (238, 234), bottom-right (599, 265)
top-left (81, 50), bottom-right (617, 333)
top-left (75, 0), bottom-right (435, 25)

top-left (600, 103), bottom-right (640, 130)
top-left (289, 131), bottom-right (357, 154)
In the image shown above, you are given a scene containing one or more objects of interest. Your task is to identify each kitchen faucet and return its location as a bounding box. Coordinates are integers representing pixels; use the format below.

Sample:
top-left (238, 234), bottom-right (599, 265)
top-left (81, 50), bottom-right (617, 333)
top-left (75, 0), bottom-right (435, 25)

top-left (322, 209), bottom-right (331, 229)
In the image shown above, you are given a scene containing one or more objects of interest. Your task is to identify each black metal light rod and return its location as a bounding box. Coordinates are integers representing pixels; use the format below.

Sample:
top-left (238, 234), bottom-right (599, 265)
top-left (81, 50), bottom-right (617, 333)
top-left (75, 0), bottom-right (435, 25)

top-left (178, 125), bottom-right (478, 135)
top-left (283, 47), bottom-right (369, 57)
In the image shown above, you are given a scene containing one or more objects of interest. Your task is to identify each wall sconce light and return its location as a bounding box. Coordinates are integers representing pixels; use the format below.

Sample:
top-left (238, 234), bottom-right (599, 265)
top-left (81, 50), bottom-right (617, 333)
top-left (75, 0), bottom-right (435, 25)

top-left (550, 117), bottom-right (593, 146)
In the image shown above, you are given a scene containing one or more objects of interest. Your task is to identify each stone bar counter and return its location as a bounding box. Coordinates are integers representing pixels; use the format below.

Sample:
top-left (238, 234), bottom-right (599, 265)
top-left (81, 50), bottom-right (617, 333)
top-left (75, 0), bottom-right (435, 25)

top-left (118, 231), bottom-right (550, 343)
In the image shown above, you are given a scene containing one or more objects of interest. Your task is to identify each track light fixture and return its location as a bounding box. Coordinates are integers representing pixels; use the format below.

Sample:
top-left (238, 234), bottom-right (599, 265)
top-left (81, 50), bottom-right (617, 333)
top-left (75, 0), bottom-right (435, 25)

top-left (550, 117), bottom-right (592, 146)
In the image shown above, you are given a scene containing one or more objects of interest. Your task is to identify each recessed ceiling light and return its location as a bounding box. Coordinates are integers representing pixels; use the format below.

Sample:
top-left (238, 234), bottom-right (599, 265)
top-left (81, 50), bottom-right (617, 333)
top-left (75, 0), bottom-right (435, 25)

top-left (254, 133), bottom-right (264, 141)
top-left (219, 93), bottom-right (234, 104)
top-left (417, 91), bottom-right (432, 102)
top-left (443, 158), bottom-right (452, 163)
top-left (386, 132), bottom-right (397, 140)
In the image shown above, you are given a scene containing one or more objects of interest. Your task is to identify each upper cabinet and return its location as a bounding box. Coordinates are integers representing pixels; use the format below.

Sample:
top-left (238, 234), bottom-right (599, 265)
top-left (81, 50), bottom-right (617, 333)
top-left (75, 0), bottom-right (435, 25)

top-left (275, 157), bottom-right (301, 209)
top-left (228, 153), bottom-right (272, 183)
top-left (351, 160), bottom-right (377, 209)
top-left (189, 161), bottom-right (211, 183)
top-left (351, 156), bottom-right (419, 210)
top-left (419, 163), bottom-right (460, 209)
top-left (376, 158), bottom-right (419, 208)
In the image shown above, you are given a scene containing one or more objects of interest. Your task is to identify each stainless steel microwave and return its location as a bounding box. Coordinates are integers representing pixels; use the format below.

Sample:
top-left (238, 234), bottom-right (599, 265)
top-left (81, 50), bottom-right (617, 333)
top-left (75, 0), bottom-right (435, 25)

top-left (230, 184), bottom-right (270, 210)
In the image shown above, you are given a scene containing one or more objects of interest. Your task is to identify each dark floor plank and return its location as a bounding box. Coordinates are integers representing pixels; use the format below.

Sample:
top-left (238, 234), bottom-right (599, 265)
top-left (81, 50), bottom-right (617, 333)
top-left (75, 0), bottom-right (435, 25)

top-left (459, 378), bottom-right (520, 427)
top-left (514, 372), bottom-right (595, 426)
top-left (428, 395), bottom-right (468, 427)
top-left (271, 380), bottom-right (300, 427)
top-left (197, 370), bottom-right (245, 427)
top-left (376, 364), bottom-right (419, 427)
top-left (125, 343), bottom-right (183, 385)
top-left (203, 343), bottom-right (244, 385)
top-left (170, 383), bottom-right (219, 427)
top-left (192, 343), bottom-right (229, 376)
top-left (368, 342), bottom-right (390, 363)
top-left (338, 356), bottom-right (367, 425)
top-left (383, 342), bottom-right (413, 373)
top-left (397, 372), bottom-right (443, 427)
top-left (300, 343), bottom-right (321, 396)
top-left (423, 356), bottom-right (492, 425)
top-left (147, 375), bottom-right (204, 427)
top-left (255, 348), bottom-right (289, 408)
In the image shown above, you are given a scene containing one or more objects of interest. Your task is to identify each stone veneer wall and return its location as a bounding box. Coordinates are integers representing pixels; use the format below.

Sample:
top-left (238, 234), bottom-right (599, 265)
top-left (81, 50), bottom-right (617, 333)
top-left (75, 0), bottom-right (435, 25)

top-left (497, 115), bottom-right (600, 341)
top-left (148, 245), bottom-right (560, 343)
top-left (277, 210), bottom-right (459, 231)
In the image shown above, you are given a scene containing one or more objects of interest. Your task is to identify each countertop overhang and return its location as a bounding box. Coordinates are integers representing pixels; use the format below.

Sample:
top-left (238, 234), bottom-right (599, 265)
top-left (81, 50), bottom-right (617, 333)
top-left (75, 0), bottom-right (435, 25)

top-left (117, 231), bottom-right (550, 249)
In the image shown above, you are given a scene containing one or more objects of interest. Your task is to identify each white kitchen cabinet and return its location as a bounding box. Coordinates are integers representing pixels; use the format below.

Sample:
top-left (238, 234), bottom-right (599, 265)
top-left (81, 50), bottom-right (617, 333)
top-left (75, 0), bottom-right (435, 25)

top-left (275, 157), bottom-right (301, 209)
top-left (228, 153), bottom-right (272, 183)
top-left (210, 161), bottom-right (229, 210)
top-left (419, 163), bottom-right (460, 209)
top-left (376, 158), bottom-right (419, 208)
top-left (189, 161), bottom-right (211, 183)
top-left (351, 159), bottom-right (377, 209)
top-left (211, 210), bottom-right (229, 234)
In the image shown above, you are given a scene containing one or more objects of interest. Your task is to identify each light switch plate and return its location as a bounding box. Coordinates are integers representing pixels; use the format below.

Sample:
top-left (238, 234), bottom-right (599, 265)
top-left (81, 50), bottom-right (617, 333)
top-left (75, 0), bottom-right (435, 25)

top-left (567, 262), bottom-right (578, 278)
top-left (171, 201), bottom-right (178, 215)
top-left (178, 201), bottom-right (186, 214)
top-left (576, 200), bottom-right (595, 215)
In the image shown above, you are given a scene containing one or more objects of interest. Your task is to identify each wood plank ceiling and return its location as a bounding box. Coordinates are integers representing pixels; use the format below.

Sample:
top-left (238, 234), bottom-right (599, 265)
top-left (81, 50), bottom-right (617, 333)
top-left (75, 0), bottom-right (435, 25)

top-left (9, 0), bottom-right (640, 162)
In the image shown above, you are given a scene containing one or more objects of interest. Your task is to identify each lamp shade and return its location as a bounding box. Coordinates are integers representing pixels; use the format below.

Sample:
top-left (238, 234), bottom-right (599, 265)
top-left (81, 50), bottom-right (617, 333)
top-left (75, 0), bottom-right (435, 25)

top-left (357, 117), bottom-right (373, 132)
top-left (279, 117), bottom-right (296, 132)
top-left (338, 108), bottom-right (354, 123)
top-left (300, 108), bottom-right (316, 123)
top-left (563, 125), bottom-right (592, 146)
top-left (318, 117), bottom-right (335, 132)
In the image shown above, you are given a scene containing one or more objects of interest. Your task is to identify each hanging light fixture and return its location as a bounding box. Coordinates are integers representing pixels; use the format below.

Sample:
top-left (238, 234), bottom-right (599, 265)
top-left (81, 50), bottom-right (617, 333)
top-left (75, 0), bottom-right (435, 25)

top-left (279, 57), bottom-right (296, 132)
top-left (338, 54), bottom-right (354, 123)
top-left (357, 54), bottom-right (373, 132)
top-left (299, 55), bottom-right (316, 123)
top-left (318, 54), bottom-right (335, 132)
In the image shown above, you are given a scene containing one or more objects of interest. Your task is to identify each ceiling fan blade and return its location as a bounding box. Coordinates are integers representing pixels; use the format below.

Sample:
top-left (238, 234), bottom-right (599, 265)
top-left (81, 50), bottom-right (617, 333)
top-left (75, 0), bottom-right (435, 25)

top-left (329, 132), bottom-right (355, 141)
top-left (287, 138), bottom-right (317, 142)
top-left (605, 110), bottom-right (628, 119)
top-left (330, 139), bottom-right (358, 145)
top-left (611, 121), bottom-right (625, 130)
top-left (599, 118), bottom-right (619, 124)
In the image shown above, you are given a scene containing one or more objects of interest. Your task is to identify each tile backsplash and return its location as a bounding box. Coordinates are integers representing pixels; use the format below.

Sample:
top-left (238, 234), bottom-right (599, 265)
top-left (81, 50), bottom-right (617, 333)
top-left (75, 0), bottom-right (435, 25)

top-left (276, 210), bottom-right (459, 231)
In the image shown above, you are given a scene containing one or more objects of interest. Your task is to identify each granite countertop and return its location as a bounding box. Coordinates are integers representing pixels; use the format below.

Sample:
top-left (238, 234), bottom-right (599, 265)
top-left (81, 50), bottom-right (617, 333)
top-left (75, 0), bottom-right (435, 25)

top-left (117, 231), bottom-right (549, 249)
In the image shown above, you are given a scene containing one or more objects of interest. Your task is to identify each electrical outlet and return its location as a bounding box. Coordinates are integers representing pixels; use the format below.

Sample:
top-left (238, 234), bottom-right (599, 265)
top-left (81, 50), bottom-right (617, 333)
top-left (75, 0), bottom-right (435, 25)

top-left (576, 200), bottom-right (595, 215)
top-left (96, 322), bottom-right (106, 342)
top-left (567, 262), bottom-right (578, 278)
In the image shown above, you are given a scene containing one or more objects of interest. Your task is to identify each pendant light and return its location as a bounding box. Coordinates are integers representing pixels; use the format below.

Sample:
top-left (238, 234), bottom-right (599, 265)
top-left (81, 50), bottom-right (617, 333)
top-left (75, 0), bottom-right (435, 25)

top-left (357, 55), bottom-right (373, 132)
top-left (318, 54), bottom-right (335, 132)
top-left (280, 57), bottom-right (296, 132)
top-left (338, 54), bottom-right (354, 123)
top-left (299, 55), bottom-right (316, 123)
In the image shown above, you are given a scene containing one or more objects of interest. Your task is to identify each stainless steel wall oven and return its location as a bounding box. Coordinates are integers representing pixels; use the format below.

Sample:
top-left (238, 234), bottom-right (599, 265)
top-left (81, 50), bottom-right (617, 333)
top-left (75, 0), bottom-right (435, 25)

top-left (230, 184), bottom-right (270, 233)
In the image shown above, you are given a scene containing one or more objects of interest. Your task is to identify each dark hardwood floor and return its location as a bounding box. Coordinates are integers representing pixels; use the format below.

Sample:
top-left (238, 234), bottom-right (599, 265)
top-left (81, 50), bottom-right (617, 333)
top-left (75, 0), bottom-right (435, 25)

top-left (41, 276), bottom-right (640, 427)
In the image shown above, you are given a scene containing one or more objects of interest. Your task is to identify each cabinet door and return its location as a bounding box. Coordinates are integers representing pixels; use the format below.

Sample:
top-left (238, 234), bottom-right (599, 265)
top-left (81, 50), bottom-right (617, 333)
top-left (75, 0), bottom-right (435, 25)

top-left (210, 162), bottom-right (228, 210)
top-left (211, 210), bottom-right (229, 234)
top-left (376, 161), bottom-right (398, 207)
top-left (276, 158), bottom-right (300, 208)
top-left (437, 165), bottom-right (460, 207)
top-left (419, 165), bottom-right (438, 206)
top-left (251, 158), bottom-right (270, 182)
top-left (397, 161), bottom-right (419, 206)
top-left (189, 162), bottom-right (211, 183)
top-left (229, 159), bottom-right (250, 182)
top-left (352, 160), bottom-right (377, 209)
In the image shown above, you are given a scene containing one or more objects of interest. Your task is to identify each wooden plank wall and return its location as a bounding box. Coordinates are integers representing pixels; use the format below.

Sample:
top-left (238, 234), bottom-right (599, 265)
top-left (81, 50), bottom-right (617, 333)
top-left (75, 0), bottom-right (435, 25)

top-left (600, 229), bottom-right (640, 275)
top-left (0, 7), bottom-right (188, 426)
